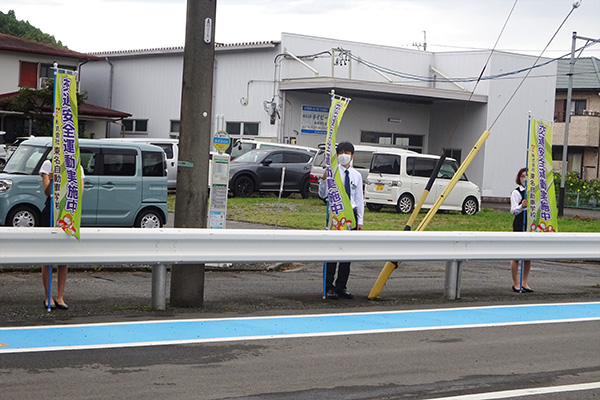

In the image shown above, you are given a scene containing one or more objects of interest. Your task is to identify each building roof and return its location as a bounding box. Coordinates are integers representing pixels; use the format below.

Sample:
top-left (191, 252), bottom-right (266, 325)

top-left (0, 33), bottom-right (101, 61)
top-left (0, 91), bottom-right (131, 120)
top-left (556, 57), bottom-right (600, 90)
top-left (91, 41), bottom-right (280, 58)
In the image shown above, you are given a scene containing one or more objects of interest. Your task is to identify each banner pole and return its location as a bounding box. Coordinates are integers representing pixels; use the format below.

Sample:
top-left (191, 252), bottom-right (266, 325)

top-left (47, 191), bottom-right (53, 312)
top-left (520, 114), bottom-right (532, 293)
top-left (323, 198), bottom-right (330, 299)
top-left (46, 63), bottom-right (60, 312)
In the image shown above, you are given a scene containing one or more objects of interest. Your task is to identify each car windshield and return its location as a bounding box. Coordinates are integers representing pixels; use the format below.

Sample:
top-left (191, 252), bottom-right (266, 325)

top-left (232, 149), bottom-right (270, 163)
top-left (2, 144), bottom-right (48, 175)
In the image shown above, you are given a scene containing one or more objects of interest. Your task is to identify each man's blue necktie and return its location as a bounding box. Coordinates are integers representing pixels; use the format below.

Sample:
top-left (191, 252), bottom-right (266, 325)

top-left (344, 169), bottom-right (351, 198)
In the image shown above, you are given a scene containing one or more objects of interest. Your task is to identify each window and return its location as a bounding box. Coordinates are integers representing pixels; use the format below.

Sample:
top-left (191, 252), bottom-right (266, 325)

top-left (443, 148), bottom-right (462, 164)
top-left (122, 119), bottom-right (148, 134)
top-left (142, 151), bottom-right (165, 177)
top-left (80, 148), bottom-right (100, 175)
top-left (554, 99), bottom-right (566, 122)
top-left (285, 152), bottom-right (312, 163)
top-left (170, 120), bottom-right (180, 134)
top-left (103, 148), bottom-right (137, 176)
top-left (19, 61), bottom-right (38, 88)
top-left (555, 99), bottom-right (587, 122)
top-left (265, 152), bottom-right (284, 164)
top-left (151, 143), bottom-right (173, 159)
top-left (361, 131), bottom-right (424, 153)
top-left (226, 122), bottom-right (259, 137)
top-left (370, 154), bottom-right (401, 175)
top-left (353, 150), bottom-right (374, 170)
top-left (571, 99), bottom-right (587, 116)
top-left (408, 157), bottom-right (435, 177)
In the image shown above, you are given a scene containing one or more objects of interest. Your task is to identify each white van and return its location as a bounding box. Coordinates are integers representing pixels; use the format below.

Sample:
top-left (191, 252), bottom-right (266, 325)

top-left (228, 138), bottom-right (316, 160)
top-left (364, 148), bottom-right (481, 215)
top-left (103, 138), bottom-right (178, 189)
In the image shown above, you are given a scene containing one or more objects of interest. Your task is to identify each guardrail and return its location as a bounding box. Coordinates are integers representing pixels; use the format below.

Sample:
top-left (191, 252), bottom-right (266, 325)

top-left (2, 228), bottom-right (599, 308)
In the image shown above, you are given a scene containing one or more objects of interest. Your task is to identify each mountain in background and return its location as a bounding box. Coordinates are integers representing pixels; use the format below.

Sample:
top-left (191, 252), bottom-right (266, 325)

top-left (0, 10), bottom-right (66, 48)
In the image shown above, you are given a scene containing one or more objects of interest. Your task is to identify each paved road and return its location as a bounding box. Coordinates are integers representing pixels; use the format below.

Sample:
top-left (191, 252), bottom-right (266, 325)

top-left (1, 202), bottom-right (598, 399)
top-left (2, 256), bottom-right (600, 399)
top-left (2, 305), bottom-right (600, 399)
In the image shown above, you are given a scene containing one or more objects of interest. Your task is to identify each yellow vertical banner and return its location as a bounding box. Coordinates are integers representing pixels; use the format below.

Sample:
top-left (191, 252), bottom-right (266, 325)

top-left (527, 118), bottom-right (557, 232)
top-left (323, 94), bottom-right (353, 230)
top-left (52, 70), bottom-right (83, 240)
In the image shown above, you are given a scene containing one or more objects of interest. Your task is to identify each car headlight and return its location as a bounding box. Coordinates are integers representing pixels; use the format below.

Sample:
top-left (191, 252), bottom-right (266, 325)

top-left (0, 179), bottom-right (12, 193)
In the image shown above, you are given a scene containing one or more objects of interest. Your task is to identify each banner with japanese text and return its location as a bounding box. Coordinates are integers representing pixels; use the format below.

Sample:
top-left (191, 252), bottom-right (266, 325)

top-left (52, 70), bottom-right (83, 240)
top-left (527, 117), bottom-right (557, 232)
top-left (323, 95), bottom-right (354, 230)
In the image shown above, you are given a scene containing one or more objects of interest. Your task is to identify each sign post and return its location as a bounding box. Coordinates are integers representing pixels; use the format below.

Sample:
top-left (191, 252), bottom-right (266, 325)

top-left (208, 130), bottom-right (231, 229)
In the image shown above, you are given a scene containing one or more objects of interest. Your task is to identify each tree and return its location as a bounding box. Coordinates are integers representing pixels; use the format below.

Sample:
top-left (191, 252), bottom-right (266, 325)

top-left (1, 82), bottom-right (87, 136)
top-left (0, 10), bottom-right (66, 47)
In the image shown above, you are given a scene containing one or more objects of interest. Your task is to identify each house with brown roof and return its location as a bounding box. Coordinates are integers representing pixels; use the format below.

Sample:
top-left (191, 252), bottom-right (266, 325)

top-left (0, 33), bottom-right (131, 144)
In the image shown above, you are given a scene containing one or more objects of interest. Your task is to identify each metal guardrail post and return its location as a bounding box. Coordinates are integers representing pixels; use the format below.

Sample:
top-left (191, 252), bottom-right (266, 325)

top-left (444, 260), bottom-right (463, 300)
top-left (152, 263), bottom-right (167, 310)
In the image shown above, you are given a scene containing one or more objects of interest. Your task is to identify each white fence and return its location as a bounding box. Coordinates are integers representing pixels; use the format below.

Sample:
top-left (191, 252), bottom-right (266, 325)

top-left (2, 227), bottom-right (599, 308)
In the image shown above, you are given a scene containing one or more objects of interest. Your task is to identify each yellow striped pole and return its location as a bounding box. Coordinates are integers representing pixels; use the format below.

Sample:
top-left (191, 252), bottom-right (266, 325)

top-left (416, 130), bottom-right (490, 231)
top-left (367, 130), bottom-right (491, 300)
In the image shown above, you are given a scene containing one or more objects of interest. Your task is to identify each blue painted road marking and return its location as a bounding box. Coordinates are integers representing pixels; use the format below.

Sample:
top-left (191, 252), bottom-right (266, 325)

top-left (1, 302), bottom-right (600, 353)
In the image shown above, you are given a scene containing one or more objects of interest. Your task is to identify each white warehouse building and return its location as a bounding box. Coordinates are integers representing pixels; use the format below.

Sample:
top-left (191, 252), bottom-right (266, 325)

top-left (80, 33), bottom-right (557, 200)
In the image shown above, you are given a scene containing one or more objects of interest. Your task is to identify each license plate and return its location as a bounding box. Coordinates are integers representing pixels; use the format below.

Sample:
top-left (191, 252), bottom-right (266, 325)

top-left (375, 184), bottom-right (384, 191)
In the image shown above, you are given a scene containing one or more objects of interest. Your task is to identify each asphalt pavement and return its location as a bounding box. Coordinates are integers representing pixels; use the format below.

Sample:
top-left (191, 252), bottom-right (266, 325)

top-left (0, 203), bottom-right (598, 325)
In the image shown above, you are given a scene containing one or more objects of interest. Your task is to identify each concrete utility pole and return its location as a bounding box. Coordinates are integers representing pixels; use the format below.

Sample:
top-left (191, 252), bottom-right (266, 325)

top-left (170, 0), bottom-right (216, 307)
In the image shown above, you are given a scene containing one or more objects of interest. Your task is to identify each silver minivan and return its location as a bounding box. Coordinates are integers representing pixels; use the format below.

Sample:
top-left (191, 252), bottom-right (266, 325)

top-left (0, 138), bottom-right (168, 227)
top-left (364, 148), bottom-right (481, 215)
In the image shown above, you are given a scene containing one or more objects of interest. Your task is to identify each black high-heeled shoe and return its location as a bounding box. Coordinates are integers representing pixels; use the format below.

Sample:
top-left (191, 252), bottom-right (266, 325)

top-left (43, 300), bottom-right (56, 310)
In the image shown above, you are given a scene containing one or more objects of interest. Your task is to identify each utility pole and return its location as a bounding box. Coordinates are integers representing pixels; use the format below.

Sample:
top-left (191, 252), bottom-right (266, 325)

top-left (170, 0), bottom-right (216, 307)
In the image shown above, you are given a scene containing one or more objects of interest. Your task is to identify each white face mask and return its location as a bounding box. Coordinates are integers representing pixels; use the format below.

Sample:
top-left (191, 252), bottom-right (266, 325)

top-left (520, 178), bottom-right (526, 186)
top-left (338, 154), bottom-right (352, 166)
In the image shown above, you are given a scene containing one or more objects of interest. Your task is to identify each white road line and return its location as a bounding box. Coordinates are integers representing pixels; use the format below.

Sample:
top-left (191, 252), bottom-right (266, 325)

top-left (425, 381), bottom-right (600, 399)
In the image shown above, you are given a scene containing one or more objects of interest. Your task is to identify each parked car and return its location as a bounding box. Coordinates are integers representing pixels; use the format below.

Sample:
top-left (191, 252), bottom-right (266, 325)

top-left (0, 144), bottom-right (7, 169)
top-left (308, 144), bottom-right (400, 199)
top-left (0, 137), bottom-right (168, 227)
top-left (103, 138), bottom-right (179, 190)
top-left (364, 148), bottom-right (481, 215)
top-left (229, 148), bottom-right (313, 198)
top-left (227, 138), bottom-right (317, 160)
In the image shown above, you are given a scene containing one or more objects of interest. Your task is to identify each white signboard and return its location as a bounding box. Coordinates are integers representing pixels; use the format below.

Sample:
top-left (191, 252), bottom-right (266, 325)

top-left (208, 154), bottom-right (230, 229)
top-left (300, 105), bottom-right (329, 135)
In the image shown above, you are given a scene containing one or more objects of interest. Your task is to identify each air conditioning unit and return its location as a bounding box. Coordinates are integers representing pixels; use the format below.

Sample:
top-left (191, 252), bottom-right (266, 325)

top-left (38, 77), bottom-right (53, 89)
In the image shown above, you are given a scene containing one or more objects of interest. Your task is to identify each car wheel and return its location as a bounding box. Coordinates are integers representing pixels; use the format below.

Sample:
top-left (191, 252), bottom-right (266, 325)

top-left (135, 209), bottom-right (163, 228)
top-left (461, 196), bottom-right (479, 215)
top-left (395, 193), bottom-right (414, 214)
top-left (7, 206), bottom-right (39, 227)
top-left (233, 175), bottom-right (254, 197)
top-left (367, 203), bottom-right (383, 212)
top-left (300, 178), bottom-right (310, 199)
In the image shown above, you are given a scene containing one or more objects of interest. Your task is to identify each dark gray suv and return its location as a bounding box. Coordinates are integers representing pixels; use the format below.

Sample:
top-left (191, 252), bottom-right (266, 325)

top-left (229, 148), bottom-right (314, 198)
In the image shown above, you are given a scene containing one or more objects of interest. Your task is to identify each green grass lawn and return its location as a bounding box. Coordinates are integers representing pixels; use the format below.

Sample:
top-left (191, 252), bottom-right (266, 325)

top-left (169, 193), bottom-right (600, 232)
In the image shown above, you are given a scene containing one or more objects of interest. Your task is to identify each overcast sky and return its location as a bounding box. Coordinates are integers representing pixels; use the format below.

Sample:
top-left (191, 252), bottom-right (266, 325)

top-left (3, 0), bottom-right (599, 58)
